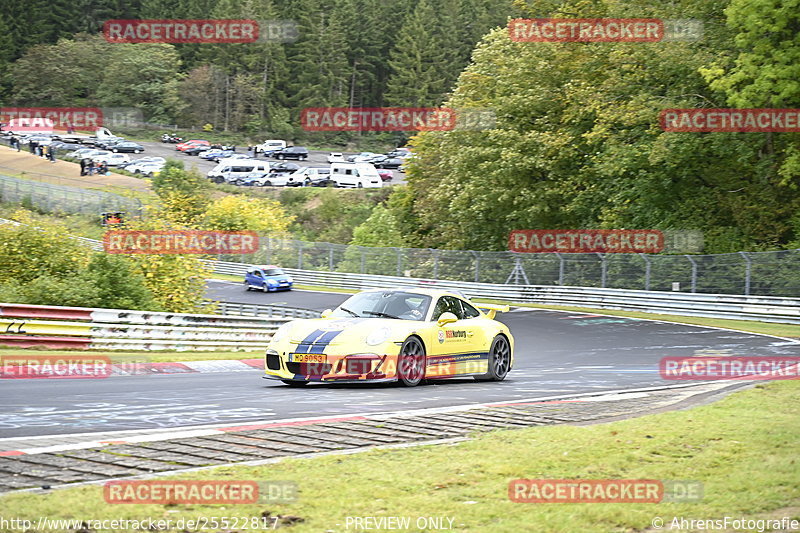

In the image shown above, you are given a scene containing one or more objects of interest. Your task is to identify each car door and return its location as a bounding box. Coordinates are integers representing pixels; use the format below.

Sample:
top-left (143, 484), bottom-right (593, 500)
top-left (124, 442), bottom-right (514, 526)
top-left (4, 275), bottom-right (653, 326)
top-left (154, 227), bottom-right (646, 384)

top-left (245, 269), bottom-right (264, 289)
top-left (425, 296), bottom-right (486, 378)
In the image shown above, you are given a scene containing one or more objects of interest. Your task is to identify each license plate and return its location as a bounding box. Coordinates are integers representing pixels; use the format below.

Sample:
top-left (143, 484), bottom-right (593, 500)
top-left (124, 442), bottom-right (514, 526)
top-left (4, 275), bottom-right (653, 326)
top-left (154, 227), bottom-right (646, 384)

top-left (290, 353), bottom-right (326, 363)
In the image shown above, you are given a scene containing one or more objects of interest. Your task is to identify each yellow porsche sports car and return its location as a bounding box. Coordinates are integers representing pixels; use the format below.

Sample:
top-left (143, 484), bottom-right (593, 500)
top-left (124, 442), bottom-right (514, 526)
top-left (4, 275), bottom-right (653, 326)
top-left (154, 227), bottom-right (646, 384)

top-left (263, 288), bottom-right (514, 387)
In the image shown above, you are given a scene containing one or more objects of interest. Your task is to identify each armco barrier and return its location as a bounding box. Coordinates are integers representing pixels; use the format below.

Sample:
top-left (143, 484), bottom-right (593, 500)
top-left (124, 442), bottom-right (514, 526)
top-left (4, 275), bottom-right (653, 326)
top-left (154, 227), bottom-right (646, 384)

top-left (0, 303), bottom-right (290, 351)
top-left (206, 260), bottom-right (800, 325)
top-left (217, 301), bottom-right (321, 319)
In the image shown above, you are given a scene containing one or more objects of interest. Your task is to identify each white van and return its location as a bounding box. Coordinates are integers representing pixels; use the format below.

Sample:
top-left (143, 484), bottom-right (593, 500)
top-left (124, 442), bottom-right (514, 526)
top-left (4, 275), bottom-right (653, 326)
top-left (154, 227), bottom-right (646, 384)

top-left (258, 139), bottom-right (287, 155)
top-left (208, 161), bottom-right (271, 184)
top-left (330, 162), bottom-right (382, 188)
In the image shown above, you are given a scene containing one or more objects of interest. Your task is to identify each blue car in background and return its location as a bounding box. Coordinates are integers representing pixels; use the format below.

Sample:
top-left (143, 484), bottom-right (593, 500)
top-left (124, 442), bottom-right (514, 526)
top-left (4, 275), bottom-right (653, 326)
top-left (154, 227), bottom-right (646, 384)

top-left (244, 265), bottom-right (293, 292)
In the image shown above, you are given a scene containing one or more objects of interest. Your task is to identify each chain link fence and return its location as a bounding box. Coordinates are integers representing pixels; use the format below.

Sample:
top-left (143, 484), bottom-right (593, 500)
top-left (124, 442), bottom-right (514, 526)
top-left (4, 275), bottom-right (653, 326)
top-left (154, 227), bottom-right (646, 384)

top-left (0, 174), bottom-right (143, 216)
top-left (216, 237), bottom-right (800, 297)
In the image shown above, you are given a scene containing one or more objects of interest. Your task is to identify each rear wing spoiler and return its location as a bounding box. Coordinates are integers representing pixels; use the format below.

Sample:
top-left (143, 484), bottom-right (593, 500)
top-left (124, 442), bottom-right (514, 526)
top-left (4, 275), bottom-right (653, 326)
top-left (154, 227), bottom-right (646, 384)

top-left (475, 303), bottom-right (510, 320)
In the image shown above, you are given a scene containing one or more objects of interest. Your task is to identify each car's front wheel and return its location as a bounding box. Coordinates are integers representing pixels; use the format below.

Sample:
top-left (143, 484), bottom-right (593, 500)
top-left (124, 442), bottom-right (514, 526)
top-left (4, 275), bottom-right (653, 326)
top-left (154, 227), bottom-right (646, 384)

top-left (281, 379), bottom-right (308, 387)
top-left (397, 337), bottom-right (426, 387)
top-left (475, 335), bottom-right (511, 382)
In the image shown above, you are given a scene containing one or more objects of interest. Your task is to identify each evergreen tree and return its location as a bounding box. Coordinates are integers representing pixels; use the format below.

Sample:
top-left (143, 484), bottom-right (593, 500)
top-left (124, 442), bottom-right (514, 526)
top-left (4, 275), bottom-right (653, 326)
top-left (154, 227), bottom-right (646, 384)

top-left (384, 0), bottom-right (450, 107)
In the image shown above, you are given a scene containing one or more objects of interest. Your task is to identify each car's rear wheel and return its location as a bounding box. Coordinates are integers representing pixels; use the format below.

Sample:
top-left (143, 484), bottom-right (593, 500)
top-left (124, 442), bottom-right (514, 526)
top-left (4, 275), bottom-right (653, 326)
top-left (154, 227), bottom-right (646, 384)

top-left (397, 337), bottom-right (425, 387)
top-left (281, 379), bottom-right (308, 387)
top-left (475, 335), bottom-right (511, 381)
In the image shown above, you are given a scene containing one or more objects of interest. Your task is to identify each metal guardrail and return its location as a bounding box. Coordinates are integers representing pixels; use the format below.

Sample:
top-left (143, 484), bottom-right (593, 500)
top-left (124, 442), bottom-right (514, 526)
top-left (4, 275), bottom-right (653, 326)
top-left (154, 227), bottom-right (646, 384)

top-left (217, 301), bottom-right (321, 319)
top-left (207, 260), bottom-right (800, 325)
top-left (0, 173), bottom-right (143, 216)
top-left (0, 303), bottom-right (289, 351)
top-left (215, 236), bottom-right (800, 297)
top-left (2, 217), bottom-right (797, 325)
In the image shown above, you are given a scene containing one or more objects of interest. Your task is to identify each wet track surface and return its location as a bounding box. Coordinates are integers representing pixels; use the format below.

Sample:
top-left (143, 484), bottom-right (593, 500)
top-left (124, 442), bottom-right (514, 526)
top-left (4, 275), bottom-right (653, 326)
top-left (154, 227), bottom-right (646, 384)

top-left (1, 283), bottom-right (797, 438)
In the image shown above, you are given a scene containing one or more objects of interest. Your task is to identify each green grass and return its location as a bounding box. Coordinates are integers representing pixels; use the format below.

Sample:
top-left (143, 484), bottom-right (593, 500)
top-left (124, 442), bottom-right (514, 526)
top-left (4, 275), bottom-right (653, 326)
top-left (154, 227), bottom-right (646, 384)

top-left (1, 381), bottom-right (798, 532)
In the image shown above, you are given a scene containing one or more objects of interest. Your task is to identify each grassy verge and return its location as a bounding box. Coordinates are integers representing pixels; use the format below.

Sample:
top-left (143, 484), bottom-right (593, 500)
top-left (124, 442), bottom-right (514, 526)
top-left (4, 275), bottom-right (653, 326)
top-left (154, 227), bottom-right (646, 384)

top-left (1, 381), bottom-right (797, 532)
top-left (0, 348), bottom-right (257, 363)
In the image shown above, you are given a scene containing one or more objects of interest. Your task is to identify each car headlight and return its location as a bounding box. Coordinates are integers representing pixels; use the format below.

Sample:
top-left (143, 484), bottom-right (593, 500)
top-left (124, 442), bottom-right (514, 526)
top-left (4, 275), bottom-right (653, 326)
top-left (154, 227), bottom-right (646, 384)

top-left (271, 323), bottom-right (292, 343)
top-left (365, 327), bottom-right (391, 346)
top-left (267, 279), bottom-right (278, 286)
top-left (285, 276), bottom-right (293, 283)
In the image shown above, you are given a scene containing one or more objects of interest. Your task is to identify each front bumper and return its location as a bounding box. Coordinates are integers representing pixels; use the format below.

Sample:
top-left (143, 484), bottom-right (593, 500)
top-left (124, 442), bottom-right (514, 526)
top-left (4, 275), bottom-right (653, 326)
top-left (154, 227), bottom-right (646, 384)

top-left (264, 349), bottom-right (399, 383)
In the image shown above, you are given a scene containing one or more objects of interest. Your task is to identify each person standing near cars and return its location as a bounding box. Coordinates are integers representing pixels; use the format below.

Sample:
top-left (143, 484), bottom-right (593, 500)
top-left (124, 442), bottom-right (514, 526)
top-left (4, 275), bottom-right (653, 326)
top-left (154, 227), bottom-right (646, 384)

top-left (79, 158), bottom-right (88, 175)
top-left (48, 144), bottom-right (56, 162)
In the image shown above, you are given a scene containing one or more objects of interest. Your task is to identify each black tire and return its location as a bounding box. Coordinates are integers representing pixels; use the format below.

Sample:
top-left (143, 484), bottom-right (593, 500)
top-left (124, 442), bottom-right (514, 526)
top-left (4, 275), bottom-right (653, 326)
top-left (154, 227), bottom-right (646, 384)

top-left (244, 281), bottom-right (252, 291)
top-left (397, 337), bottom-right (425, 387)
top-left (263, 180), bottom-right (272, 187)
top-left (281, 379), bottom-right (309, 387)
top-left (475, 335), bottom-right (512, 381)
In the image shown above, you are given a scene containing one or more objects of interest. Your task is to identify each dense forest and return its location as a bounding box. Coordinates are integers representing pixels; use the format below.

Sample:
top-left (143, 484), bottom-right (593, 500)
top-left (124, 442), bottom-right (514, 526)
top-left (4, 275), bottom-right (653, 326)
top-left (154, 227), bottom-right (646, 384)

top-left (0, 0), bottom-right (515, 141)
top-left (2, 0), bottom-right (800, 254)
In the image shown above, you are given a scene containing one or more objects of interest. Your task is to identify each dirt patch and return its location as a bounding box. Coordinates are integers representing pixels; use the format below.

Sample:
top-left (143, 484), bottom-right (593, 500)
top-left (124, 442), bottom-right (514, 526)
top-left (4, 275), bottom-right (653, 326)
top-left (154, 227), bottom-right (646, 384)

top-left (0, 145), bottom-right (151, 193)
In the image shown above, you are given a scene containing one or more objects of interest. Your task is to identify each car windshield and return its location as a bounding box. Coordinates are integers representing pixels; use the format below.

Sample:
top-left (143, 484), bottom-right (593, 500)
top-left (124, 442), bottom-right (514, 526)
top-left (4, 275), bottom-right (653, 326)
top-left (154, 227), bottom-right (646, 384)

top-left (263, 268), bottom-right (284, 276)
top-left (332, 291), bottom-right (431, 321)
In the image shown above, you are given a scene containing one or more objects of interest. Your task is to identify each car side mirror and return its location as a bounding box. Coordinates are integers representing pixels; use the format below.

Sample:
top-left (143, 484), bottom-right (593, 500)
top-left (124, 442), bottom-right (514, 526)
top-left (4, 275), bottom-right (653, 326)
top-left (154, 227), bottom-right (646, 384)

top-left (437, 312), bottom-right (458, 327)
top-left (321, 309), bottom-right (333, 318)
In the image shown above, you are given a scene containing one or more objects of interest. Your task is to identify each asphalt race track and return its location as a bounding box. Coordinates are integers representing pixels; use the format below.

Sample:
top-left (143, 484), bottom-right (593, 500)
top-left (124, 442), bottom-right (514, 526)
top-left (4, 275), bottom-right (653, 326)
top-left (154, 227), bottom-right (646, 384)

top-left (1, 283), bottom-right (798, 438)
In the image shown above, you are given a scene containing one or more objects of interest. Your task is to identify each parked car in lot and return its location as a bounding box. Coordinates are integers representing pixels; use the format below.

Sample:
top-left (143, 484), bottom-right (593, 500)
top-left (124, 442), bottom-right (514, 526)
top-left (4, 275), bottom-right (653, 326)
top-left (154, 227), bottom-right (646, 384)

top-left (199, 149), bottom-right (234, 161)
top-left (94, 153), bottom-right (131, 166)
top-left (176, 140), bottom-right (210, 152)
top-left (257, 139), bottom-right (287, 156)
top-left (269, 162), bottom-right (301, 174)
top-left (331, 162), bottom-right (383, 188)
top-left (208, 161), bottom-right (271, 184)
top-left (125, 161), bottom-right (164, 176)
top-left (218, 153), bottom-right (252, 162)
top-left (120, 156), bottom-right (165, 169)
top-left (109, 141), bottom-right (144, 153)
top-left (21, 134), bottom-right (54, 146)
top-left (241, 171), bottom-right (300, 187)
top-left (66, 147), bottom-right (101, 159)
top-left (374, 157), bottom-right (403, 169)
top-left (182, 145), bottom-right (212, 156)
top-left (49, 142), bottom-right (83, 153)
top-left (347, 152), bottom-right (378, 163)
top-left (273, 146), bottom-right (309, 160)
top-left (328, 152), bottom-right (345, 163)
top-left (291, 167), bottom-right (333, 187)
top-left (244, 265), bottom-right (293, 292)
top-left (386, 148), bottom-right (412, 158)
top-left (377, 169), bottom-right (393, 182)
